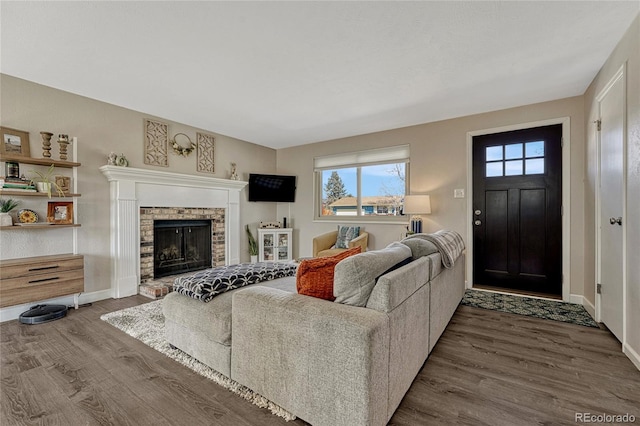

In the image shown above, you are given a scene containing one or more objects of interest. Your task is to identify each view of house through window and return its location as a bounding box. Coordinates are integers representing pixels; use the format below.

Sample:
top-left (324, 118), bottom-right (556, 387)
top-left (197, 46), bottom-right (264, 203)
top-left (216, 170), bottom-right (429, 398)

top-left (314, 145), bottom-right (410, 220)
top-left (319, 162), bottom-right (407, 217)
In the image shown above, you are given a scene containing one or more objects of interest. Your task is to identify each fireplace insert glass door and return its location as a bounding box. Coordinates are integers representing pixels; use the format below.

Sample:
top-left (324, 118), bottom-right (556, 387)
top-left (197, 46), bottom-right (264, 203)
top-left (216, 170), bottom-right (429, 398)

top-left (154, 220), bottom-right (212, 278)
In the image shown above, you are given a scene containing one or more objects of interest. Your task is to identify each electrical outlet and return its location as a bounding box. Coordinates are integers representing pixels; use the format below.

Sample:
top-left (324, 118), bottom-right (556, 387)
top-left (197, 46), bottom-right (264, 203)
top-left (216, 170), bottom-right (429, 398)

top-left (454, 189), bottom-right (465, 198)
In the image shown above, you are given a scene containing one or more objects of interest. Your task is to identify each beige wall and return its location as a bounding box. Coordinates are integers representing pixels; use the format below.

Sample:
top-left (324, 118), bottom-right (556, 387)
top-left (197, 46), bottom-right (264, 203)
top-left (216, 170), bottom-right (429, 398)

top-left (584, 15), bottom-right (640, 362)
top-left (0, 74), bottom-right (277, 295)
top-left (277, 96), bottom-right (586, 296)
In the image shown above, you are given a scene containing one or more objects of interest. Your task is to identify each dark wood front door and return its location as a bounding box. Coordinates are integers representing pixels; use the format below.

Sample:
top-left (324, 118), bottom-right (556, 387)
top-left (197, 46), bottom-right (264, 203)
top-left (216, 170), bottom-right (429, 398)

top-left (472, 124), bottom-right (562, 296)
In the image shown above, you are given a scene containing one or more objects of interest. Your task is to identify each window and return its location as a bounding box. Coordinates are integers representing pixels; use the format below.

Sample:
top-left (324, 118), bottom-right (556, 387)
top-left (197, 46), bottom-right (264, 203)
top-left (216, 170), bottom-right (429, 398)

top-left (485, 141), bottom-right (545, 177)
top-left (314, 145), bottom-right (409, 221)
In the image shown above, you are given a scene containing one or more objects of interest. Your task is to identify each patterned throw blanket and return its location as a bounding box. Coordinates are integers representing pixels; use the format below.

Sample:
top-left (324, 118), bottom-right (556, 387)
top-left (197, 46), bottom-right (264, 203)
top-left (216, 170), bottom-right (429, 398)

top-left (404, 230), bottom-right (465, 268)
top-left (173, 262), bottom-right (298, 302)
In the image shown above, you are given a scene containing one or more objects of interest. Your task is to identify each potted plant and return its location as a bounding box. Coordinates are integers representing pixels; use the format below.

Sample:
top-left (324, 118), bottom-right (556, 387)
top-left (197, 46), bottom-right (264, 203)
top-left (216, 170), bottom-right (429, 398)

top-left (29, 164), bottom-right (65, 198)
top-left (0, 198), bottom-right (19, 226)
top-left (245, 224), bottom-right (258, 263)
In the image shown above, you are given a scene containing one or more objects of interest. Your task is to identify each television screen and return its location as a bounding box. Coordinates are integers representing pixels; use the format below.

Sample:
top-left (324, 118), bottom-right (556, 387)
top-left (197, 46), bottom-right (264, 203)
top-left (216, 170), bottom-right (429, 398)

top-left (248, 174), bottom-right (296, 202)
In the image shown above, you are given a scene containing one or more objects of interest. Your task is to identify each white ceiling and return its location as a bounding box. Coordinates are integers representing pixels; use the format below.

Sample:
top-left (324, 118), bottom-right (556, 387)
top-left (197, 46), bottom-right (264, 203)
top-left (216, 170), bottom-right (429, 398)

top-left (1, 1), bottom-right (638, 149)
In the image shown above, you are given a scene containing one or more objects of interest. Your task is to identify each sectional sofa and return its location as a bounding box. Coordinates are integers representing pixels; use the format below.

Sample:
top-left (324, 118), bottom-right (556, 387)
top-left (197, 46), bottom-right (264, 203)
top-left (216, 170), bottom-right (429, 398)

top-left (163, 239), bottom-right (465, 426)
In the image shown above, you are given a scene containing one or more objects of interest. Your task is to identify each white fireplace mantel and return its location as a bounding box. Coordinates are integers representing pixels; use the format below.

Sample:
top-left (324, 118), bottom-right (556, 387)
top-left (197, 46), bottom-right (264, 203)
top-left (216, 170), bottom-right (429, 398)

top-left (100, 165), bottom-right (247, 298)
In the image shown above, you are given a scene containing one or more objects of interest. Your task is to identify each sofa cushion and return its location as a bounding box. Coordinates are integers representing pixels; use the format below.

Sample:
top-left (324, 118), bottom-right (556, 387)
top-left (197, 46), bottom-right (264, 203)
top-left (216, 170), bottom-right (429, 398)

top-left (401, 238), bottom-right (438, 259)
top-left (296, 247), bottom-right (361, 300)
top-left (334, 241), bottom-right (412, 307)
top-left (163, 276), bottom-right (296, 346)
top-left (335, 225), bottom-right (360, 249)
top-left (366, 256), bottom-right (431, 313)
top-left (316, 247), bottom-right (352, 258)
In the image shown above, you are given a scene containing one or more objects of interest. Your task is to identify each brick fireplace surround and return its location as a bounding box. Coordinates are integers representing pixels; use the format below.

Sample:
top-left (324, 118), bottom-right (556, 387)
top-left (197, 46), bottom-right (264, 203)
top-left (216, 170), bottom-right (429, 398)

top-left (100, 166), bottom-right (247, 298)
top-left (139, 207), bottom-right (226, 284)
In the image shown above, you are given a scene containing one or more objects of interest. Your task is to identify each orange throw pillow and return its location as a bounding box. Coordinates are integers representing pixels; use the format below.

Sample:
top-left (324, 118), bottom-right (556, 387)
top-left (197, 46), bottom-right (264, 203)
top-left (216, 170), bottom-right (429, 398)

top-left (296, 246), bottom-right (361, 301)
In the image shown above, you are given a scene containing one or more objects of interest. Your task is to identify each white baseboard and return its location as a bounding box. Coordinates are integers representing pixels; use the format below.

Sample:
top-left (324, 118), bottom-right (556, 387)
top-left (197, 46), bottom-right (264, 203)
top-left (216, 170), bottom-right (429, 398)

top-left (0, 289), bottom-right (113, 323)
top-left (623, 343), bottom-right (640, 371)
top-left (569, 294), bottom-right (597, 321)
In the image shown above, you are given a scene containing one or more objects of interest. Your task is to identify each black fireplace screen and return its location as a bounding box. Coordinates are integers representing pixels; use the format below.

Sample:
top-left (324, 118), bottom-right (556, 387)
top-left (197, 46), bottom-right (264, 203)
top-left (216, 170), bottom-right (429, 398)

top-left (154, 220), bottom-right (212, 278)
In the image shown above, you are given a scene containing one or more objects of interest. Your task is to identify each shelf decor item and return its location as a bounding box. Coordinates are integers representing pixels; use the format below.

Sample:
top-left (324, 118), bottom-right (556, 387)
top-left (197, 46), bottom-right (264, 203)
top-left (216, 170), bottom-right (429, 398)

top-left (18, 208), bottom-right (38, 224)
top-left (57, 134), bottom-right (69, 160)
top-left (0, 198), bottom-right (19, 226)
top-left (144, 119), bottom-right (168, 167)
top-left (54, 175), bottom-right (71, 193)
top-left (1, 126), bottom-right (31, 158)
top-left (40, 131), bottom-right (53, 158)
top-left (29, 164), bottom-right (65, 198)
top-left (47, 201), bottom-right (73, 224)
top-left (5, 161), bottom-right (19, 178)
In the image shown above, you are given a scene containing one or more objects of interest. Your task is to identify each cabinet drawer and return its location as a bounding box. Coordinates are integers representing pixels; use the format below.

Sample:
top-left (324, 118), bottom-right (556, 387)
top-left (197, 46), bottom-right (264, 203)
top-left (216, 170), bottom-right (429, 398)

top-left (0, 278), bottom-right (84, 308)
top-left (0, 268), bottom-right (84, 292)
top-left (0, 256), bottom-right (83, 280)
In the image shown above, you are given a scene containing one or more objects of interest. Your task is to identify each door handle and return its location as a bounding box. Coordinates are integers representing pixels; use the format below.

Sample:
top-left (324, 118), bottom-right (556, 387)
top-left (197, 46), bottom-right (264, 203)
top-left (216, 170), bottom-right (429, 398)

top-left (609, 217), bottom-right (622, 226)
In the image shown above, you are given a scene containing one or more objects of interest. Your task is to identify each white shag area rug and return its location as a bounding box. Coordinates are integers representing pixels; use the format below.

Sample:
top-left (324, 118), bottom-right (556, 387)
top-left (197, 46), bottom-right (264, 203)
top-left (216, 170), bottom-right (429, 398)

top-left (100, 300), bottom-right (296, 421)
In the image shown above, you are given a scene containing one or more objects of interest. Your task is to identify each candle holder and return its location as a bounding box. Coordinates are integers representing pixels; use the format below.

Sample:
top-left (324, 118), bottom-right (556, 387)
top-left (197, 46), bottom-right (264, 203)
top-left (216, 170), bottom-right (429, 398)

top-left (40, 132), bottom-right (53, 158)
top-left (57, 134), bottom-right (69, 160)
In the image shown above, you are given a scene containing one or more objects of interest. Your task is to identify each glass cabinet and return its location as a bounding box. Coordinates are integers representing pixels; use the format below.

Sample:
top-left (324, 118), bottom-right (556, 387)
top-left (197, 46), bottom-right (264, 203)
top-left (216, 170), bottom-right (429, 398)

top-left (258, 228), bottom-right (292, 262)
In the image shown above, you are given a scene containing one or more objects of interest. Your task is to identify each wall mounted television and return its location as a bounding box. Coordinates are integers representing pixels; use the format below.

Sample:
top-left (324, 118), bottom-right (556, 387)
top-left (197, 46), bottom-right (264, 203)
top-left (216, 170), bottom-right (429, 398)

top-left (248, 173), bottom-right (297, 202)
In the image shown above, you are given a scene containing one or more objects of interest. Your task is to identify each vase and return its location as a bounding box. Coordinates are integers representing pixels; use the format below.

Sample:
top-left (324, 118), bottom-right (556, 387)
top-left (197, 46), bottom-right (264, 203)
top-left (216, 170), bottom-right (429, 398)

top-left (40, 132), bottom-right (53, 158)
top-left (36, 182), bottom-right (51, 194)
top-left (0, 212), bottom-right (13, 227)
top-left (250, 255), bottom-right (258, 264)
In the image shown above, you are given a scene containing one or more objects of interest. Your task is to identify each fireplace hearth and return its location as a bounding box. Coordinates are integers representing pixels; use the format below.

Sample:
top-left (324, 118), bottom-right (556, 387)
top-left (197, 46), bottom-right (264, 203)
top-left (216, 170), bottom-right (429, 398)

top-left (154, 220), bottom-right (212, 278)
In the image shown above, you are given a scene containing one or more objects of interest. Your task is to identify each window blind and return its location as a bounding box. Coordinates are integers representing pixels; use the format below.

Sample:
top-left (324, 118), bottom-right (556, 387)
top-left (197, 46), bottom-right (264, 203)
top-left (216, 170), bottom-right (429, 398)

top-left (313, 144), bottom-right (410, 171)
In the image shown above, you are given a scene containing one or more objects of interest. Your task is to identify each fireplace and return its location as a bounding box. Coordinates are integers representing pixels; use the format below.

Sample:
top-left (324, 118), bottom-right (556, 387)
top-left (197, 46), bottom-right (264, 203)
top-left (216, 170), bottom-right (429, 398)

top-left (139, 206), bottom-right (226, 285)
top-left (154, 220), bottom-right (212, 278)
top-left (100, 165), bottom-right (247, 298)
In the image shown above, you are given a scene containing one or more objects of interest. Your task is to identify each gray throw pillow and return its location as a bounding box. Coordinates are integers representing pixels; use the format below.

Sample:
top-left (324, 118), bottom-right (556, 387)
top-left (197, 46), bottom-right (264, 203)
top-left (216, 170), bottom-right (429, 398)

top-left (401, 238), bottom-right (438, 259)
top-left (335, 225), bottom-right (360, 249)
top-left (334, 241), bottom-right (412, 307)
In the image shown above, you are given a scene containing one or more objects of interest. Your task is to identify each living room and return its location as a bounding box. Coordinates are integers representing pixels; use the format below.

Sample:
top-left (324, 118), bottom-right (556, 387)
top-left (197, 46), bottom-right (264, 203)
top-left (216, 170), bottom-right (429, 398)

top-left (1, 2), bottom-right (639, 425)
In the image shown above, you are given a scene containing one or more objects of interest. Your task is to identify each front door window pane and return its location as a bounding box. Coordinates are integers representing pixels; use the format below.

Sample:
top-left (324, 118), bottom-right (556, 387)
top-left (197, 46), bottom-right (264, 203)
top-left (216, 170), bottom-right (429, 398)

top-left (505, 143), bottom-right (523, 160)
top-left (505, 160), bottom-right (523, 176)
top-left (486, 162), bottom-right (503, 177)
top-left (526, 141), bottom-right (545, 157)
top-left (486, 146), bottom-right (503, 161)
top-left (525, 158), bottom-right (545, 175)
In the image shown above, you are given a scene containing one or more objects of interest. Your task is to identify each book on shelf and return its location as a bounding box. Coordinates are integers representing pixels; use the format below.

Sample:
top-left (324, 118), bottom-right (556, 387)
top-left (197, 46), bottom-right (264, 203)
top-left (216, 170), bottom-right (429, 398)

top-left (1, 186), bottom-right (37, 192)
top-left (2, 183), bottom-right (36, 190)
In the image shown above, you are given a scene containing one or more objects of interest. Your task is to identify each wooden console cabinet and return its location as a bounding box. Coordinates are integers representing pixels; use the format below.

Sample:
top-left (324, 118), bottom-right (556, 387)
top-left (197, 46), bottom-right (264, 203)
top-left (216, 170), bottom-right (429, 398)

top-left (0, 254), bottom-right (84, 308)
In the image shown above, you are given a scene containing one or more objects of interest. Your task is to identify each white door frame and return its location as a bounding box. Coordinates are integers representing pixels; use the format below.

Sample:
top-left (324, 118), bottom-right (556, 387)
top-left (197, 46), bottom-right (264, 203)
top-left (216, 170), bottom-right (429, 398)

top-left (595, 64), bottom-right (627, 342)
top-left (466, 117), bottom-right (571, 301)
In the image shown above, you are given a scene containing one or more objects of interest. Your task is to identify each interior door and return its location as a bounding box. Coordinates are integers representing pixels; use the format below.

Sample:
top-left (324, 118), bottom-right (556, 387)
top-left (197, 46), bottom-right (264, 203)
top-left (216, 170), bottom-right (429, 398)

top-left (599, 73), bottom-right (624, 342)
top-left (473, 124), bottom-right (562, 296)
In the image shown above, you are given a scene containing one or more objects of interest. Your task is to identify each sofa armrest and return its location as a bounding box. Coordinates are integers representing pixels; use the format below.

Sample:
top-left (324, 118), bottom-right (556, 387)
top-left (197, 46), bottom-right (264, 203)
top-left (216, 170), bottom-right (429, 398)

top-left (312, 230), bottom-right (339, 257)
top-left (348, 231), bottom-right (369, 252)
top-left (231, 286), bottom-right (389, 426)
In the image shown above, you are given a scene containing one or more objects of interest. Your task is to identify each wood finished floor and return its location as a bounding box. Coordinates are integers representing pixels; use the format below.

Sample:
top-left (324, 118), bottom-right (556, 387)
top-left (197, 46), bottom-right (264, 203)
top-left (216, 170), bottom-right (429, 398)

top-left (1, 296), bottom-right (638, 425)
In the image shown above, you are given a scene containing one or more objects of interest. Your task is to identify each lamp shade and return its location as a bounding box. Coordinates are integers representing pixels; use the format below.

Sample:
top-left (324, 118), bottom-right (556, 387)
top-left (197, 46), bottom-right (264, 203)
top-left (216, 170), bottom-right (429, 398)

top-left (403, 195), bottom-right (431, 214)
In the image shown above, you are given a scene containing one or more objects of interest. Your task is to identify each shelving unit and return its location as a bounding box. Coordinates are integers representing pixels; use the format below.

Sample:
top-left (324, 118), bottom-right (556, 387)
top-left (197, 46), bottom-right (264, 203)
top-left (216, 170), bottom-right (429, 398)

top-left (0, 138), bottom-right (84, 309)
top-left (0, 150), bottom-right (81, 229)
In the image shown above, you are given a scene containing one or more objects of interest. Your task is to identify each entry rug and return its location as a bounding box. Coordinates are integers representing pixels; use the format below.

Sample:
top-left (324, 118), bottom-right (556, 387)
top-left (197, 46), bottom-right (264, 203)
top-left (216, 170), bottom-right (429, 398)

top-left (100, 301), bottom-right (296, 421)
top-left (461, 290), bottom-right (599, 328)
